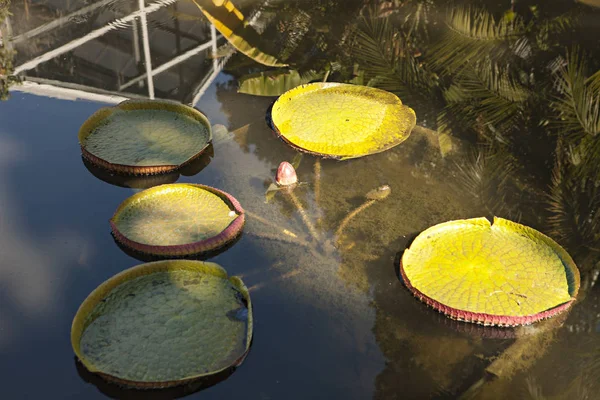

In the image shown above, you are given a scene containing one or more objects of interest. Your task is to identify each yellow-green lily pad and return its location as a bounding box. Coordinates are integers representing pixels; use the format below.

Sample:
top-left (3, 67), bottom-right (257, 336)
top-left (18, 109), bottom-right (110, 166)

top-left (79, 100), bottom-right (212, 175)
top-left (270, 83), bottom-right (416, 159)
top-left (71, 260), bottom-right (252, 388)
top-left (400, 217), bottom-right (580, 326)
top-left (110, 183), bottom-right (244, 257)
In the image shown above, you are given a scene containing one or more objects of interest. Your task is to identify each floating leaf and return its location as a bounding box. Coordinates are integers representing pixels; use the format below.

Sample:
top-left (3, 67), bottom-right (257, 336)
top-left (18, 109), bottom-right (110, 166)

top-left (79, 100), bottom-right (212, 175)
top-left (111, 183), bottom-right (244, 257)
top-left (191, 0), bottom-right (287, 67)
top-left (400, 217), bottom-right (580, 326)
top-left (71, 260), bottom-right (252, 388)
top-left (238, 70), bottom-right (322, 96)
top-left (270, 83), bottom-right (416, 159)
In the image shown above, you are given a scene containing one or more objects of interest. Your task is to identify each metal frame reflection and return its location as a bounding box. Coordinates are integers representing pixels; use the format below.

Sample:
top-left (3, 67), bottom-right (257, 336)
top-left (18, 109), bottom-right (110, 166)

top-left (8, 0), bottom-right (224, 106)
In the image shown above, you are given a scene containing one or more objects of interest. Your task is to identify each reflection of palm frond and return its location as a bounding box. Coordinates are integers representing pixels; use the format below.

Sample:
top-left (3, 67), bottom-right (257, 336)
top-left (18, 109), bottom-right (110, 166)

top-left (429, 7), bottom-right (524, 73)
top-left (547, 148), bottom-right (600, 259)
top-left (377, 0), bottom-right (433, 42)
top-left (444, 61), bottom-right (530, 135)
top-left (524, 376), bottom-right (592, 400)
top-left (455, 144), bottom-right (518, 218)
top-left (352, 8), bottom-right (436, 101)
top-left (589, 70), bottom-right (600, 93)
top-left (534, 12), bottom-right (578, 52)
top-left (552, 50), bottom-right (600, 137)
top-left (551, 49), bottom-right (600, 172)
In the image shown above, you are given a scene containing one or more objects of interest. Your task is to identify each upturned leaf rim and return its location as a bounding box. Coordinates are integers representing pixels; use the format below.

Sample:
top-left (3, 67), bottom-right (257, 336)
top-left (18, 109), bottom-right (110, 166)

top-left (79, 99), bottom-right (212, 175)
top-left (399, 217), bottom-right (580, 327)
top-left (71, 260), bottom-right (253, 388)
top-left (270, 82), bottom-right (416, 160)
top-left (110, 183), bottom-right (245, 257)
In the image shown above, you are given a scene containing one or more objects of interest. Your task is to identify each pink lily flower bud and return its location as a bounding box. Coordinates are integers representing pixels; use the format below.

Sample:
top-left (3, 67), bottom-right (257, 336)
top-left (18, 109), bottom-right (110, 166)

top-left (275, 161), bottom-right (298, 186)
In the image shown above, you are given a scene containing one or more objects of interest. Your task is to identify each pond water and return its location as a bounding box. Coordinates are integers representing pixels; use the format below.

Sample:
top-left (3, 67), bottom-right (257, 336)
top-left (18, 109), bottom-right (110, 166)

top-left (1, 1), bottom-right (599, 399)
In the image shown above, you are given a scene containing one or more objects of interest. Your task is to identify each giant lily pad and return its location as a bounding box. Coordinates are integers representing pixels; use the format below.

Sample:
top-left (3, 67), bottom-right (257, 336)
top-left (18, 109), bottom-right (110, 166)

top-left (270, 83), bottom-right (416, 159)
top-left (71, 260), bottom-right (252, 388)
top-left (79, 100), bottom-right (212, 175)
top-left (111, 183), bottom-right (244, 257)
top-left (400, 217), bottom-right (580, 326)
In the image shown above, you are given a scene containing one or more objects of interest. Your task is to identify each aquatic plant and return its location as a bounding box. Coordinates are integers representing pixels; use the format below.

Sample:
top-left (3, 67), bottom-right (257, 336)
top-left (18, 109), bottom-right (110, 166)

top-left (110, 183), bottom-right (244, 258)
top-left (238, 69), bottom-right (323, 96)
top-left (270, 82), bottom-right (416, 159)
top-left (275, 161), bottom-right (298, 186)
top-left (400, 217), bottom-right (580, 326)
top-left (72, 260), bottom-right (252, 388)
top-left (79, 100), bottom-right (212, 175)
top-left (191, 0), bottom-right (286, 67)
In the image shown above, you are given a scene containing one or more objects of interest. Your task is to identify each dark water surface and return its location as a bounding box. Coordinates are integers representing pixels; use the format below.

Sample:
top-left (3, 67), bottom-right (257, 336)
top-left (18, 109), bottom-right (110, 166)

top-left (1, 1), bottom-right (599, 399)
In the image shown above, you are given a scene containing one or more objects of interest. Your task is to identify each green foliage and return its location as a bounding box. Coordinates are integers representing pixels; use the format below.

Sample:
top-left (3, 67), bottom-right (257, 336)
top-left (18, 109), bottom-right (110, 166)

top-left (238, 69), bottom-right (322, 96)
top-left (443, 61), bottom-right (530, 135)
top-left (351, 7), bottom-right (437, 103)
top-left (548, 140), bottom-right (600, 260)
top-left (551, 49), bottom-right (600, 174)
top-left (454, 143), bottom-right (519, 218)
top-left (429, 6), bottom-right (524, 72)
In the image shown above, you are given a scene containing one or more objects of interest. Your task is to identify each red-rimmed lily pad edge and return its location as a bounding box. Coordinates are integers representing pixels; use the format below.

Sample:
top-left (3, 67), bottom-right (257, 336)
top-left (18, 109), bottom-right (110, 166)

top-left (110, 184), bottom-right (245, 258)
top-left (79, 99), bottom-right (212, 176)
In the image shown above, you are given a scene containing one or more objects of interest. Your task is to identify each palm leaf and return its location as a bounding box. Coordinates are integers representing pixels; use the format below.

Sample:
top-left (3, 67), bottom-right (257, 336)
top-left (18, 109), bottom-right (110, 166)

top-left (547, 138), bottom-right (600, 258)
top-left (454, 143), bottom-right (518, 218)
top-left (429, 7), bottom-right (524, 73)
top-left (443, 61), bottom-right (530, 135)
top-left (351, 8), bottom-right (436, 100)
top-left (551, 49), bottom-right (600, 173)
top-left (552, 51), bottom-right (600, 138)
top-left (587, 69), bottom-right (600, 93)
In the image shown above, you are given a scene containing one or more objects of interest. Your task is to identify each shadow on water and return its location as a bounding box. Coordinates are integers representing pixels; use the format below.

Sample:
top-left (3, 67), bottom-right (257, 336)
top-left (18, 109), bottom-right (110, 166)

top-left (72, 263), bottom-right (254, 398)
top-left (112, 231), bottom-right (244, 263)
top-left (81, 145), bottom-right (214, 189)
top-left (3, 0), bottom-right (600, 398)
top-left (392, 230), bottom-right (421, 284)
top-left (75, 357), bottom-right (239, 399)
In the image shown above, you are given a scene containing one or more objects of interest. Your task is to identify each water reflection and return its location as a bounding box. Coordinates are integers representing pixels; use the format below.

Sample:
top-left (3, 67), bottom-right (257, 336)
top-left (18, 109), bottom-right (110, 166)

top-left (81, 144), bottom-right (213, 188)
top-left (75, 355), bottom-right (238, 399)
top-left (2, 0), bottom-right (600, 399)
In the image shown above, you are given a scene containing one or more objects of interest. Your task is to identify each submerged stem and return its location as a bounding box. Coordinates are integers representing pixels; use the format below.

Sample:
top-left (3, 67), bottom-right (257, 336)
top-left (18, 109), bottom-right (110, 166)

top-left (285, 190), bottom-right (321, 243)
top-left (335, 185), bottom-right (391, 244)
top-left (246, 210), bottom-right (301, 238)
top-left (247, 231), bottom-right (311, 248)
top-left (314, 158), bottom-right (321, 205)
top-left (335, 199), bottom-right (376, 242)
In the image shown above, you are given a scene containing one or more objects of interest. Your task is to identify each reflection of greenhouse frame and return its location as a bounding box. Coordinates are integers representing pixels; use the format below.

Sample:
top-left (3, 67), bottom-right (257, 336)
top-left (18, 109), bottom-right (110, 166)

top-left (8, 0), bottom-right (227, 104)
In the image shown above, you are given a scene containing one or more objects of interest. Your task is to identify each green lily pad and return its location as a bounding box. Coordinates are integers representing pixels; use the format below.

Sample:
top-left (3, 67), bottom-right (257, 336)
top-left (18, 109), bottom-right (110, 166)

top-left (71, 260), bottom-right (252, 388)
top-left (270, 83), bottom-right (416, 159)
top-left (400, 217), bottom-right (580, 327)
top-left (79, 100), bottom-right (212, 175)
top-left (238, 70), bottom-right (322, 97)
top-left (110, 183), bottom-right (244, 257)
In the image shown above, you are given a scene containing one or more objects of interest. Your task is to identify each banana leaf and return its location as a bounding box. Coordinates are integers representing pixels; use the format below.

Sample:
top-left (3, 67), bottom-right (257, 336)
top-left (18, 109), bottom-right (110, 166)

top-left (191, 0), bottom-right (287, 67)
